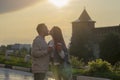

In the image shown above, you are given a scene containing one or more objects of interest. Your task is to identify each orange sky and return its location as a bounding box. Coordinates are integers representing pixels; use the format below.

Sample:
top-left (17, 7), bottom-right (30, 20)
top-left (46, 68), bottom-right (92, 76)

top-left (0, 0), bottom-right (120, 46)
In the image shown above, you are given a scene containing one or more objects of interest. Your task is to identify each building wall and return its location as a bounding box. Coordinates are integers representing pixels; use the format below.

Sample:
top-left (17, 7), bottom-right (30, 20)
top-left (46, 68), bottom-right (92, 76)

top-left (71, 9), bottom-right (120, 59)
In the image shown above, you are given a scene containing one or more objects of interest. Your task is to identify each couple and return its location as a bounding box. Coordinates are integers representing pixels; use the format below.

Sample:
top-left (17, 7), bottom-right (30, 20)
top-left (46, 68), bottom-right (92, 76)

top-left (31, 23), bottom-right (72, 80)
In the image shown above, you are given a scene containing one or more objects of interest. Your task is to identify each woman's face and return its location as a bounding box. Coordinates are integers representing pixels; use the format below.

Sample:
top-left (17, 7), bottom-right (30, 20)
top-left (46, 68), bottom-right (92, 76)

top-left (49, 29), bottom-right (54, 36)
top-left (49, 27), bottom-right (61, 39)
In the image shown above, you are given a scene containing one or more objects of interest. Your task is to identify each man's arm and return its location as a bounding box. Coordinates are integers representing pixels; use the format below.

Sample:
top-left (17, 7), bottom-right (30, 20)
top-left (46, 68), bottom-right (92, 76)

top-left (31, 39), bottom-right (48, 58)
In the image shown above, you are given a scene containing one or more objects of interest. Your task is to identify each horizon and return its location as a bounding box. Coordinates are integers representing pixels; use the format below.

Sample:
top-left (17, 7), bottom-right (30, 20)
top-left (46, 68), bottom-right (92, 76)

top-left (0, 0), bottom-right (120, 46)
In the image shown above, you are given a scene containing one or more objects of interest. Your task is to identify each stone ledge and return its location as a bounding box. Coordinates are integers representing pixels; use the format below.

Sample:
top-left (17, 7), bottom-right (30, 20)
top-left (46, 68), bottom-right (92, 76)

top-left (12, 66), bottom-right (31, 72)
top-left (77, 76), bottom-right (110, 80)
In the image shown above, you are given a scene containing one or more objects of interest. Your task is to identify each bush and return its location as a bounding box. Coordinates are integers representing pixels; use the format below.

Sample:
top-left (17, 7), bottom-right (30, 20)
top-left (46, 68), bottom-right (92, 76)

top-left (113, 62), bottom-right (120, 73)
top-left (0, 55), bottom-right (31, 68)
top-left (72, 68), bottom-right (85, 75)
top-left (87, 59), bottom-right (113, 73)
top-left (70, 56), bottom-right (85, 68)
top-left (82, 59), bottom-right (120, 80)
top-left (0, 55), bottom-right (5, 64)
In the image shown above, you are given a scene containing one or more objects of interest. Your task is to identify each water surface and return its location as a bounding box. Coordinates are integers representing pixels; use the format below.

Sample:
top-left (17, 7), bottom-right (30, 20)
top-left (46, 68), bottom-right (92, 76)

top-left (0, 68), bottom-right (55, 80)
top-left (0, 68), bottom-right (33, 80)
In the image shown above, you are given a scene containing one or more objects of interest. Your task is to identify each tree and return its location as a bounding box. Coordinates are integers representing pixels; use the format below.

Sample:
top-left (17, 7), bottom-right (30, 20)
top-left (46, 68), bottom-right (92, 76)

top-left (6, 45), bottom-right (12, 50)
top-left (100, 33), bottom-right (120, 64)
top-left (19, 48), bottom-right (28, 57)
top-left (69, 35), bottom-right (93, 62)
top-left (0, 45), bottom-right (6, 54)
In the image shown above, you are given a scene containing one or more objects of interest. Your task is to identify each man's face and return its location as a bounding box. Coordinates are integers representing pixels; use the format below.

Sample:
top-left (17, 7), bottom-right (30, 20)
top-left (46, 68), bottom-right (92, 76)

top-left (43, 25), bottom-right (49, 36)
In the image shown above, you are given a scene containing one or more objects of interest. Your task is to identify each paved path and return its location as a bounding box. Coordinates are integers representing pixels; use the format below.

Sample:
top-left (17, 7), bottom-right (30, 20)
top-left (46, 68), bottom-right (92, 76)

top-left (0, 68), bottom-right (111, 80)
top-left (0, 68), bottom-right (55, 80)
top-left (0, 68), bottom-right (33, 80)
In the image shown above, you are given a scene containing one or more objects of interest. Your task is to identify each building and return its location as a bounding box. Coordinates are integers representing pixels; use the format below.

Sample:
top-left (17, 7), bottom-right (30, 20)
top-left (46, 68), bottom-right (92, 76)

top-left (11, 44), bottom-right (31, 52)
top-left (71, 9), bottom-right (120, 58)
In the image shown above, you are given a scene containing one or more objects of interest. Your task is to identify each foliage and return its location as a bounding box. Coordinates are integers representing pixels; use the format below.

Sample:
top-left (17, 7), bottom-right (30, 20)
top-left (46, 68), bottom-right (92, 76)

top-left (82, 59), bottom-right (120, 80)
top-left (69, 35), bottom-right (94, 62)
top-left (0, 55), bottom-right (6, 63)
top-left (100, 32), bottom-right (120, 64)
top-left (72, 68), bottom-right (85, 75)
top-left (6, 45), bottom-right (12, 50)
top-left (72, 59), bottom-right (120, 80)
top-left (0, 45), bottom-right (6, 54)
top-left (113, 62), bottom-right (120, 74)
top-left (87, 59), bottom-right (113, 73)
top-left (0, 55), bottom-right (31, 68)
top-left (19, 48), bottom-right (28, 57)
top-left (70, 56), bottom-right (85, 68)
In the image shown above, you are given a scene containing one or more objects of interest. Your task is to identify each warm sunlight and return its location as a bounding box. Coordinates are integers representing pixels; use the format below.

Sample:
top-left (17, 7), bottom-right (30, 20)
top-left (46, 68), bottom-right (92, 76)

top-left (49, 0), bottom-right (69, 8)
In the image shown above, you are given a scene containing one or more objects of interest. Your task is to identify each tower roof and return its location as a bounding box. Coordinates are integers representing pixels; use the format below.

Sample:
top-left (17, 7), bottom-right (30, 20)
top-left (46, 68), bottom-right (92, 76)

top-left (79, 9), bottom-right (92, 21)
top-left (73, 9), bottom-right (94, 22)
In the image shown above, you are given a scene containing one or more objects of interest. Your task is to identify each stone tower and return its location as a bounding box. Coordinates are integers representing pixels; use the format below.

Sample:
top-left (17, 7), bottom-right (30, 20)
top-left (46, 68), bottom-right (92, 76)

top-left (71, 9), bottom-right (96, 45)
top-left (70, 9), bottom-right (96, 61)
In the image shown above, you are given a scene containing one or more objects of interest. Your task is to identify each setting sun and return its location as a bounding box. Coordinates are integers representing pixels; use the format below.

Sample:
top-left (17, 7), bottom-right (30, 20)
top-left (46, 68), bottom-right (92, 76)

top-left (49, 0), bottom-right (69, 8)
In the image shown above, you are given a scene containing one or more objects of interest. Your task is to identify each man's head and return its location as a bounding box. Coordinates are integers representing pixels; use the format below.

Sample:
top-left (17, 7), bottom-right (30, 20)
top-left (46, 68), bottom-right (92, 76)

top-left (36, 23), bottom-right (49, 36)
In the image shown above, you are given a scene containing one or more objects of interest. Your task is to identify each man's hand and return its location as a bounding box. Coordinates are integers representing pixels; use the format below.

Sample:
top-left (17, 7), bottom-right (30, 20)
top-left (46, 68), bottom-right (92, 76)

top-left (48, 47), bottom-right (53, 53)
top-left (56, 43), bottom-right (62, 52)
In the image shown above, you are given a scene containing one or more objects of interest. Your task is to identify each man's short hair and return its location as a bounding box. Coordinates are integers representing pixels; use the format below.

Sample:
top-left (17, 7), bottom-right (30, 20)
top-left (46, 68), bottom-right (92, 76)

top-left (36, 23), bottom-right (46, 33)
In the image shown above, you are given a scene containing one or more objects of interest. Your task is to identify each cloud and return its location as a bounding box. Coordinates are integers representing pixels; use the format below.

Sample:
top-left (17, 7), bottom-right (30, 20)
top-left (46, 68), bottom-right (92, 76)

top-left (0, 0), bottom-right (43, 14)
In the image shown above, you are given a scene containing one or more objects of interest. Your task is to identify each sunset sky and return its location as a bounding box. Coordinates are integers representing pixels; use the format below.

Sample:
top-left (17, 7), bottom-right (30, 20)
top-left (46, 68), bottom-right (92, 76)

top-left (0, 0), bottom-right (120, 46)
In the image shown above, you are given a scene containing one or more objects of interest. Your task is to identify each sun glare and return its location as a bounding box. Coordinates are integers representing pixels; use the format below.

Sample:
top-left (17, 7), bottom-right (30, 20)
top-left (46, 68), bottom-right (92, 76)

top-left (49, 0), bottom-right (69, 8)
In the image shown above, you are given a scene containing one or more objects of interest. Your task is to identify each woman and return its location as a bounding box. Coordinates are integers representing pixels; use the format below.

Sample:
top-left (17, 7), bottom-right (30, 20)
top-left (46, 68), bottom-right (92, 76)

top-left (48, 26), bottom-right (72, 80)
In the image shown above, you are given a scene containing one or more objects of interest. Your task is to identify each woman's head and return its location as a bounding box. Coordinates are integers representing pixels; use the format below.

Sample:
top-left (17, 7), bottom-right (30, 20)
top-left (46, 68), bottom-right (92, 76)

top-left (50, 26), bottom-right (64, 45)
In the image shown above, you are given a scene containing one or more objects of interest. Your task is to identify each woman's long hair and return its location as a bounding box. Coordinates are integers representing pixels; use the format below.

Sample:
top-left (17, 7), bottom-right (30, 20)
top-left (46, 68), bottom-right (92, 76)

top-left (50, 26), bottom-right (70, 64)
top-left (50, 26), bottom-right (67, 51)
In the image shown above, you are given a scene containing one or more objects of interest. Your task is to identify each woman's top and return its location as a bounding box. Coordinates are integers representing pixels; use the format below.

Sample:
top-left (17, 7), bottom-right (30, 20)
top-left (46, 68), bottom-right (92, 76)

top-left (48, 40), bottom-right (69, 65)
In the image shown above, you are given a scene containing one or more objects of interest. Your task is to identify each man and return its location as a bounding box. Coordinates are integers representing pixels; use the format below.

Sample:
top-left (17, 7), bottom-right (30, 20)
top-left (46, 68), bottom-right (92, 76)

top-left (31, 23), bottom-right (49, 80)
